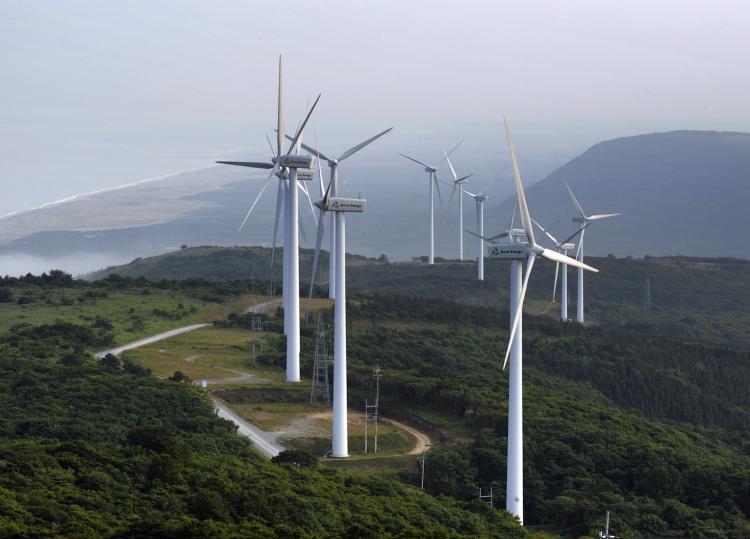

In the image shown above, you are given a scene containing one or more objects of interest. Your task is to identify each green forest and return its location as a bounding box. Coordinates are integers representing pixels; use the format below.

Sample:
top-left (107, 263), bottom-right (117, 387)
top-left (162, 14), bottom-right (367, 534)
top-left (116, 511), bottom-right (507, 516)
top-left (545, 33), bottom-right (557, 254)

top-left (0, 276), bottom-right (523, 538)
top-left (3, 260), bottom-right (750, 537)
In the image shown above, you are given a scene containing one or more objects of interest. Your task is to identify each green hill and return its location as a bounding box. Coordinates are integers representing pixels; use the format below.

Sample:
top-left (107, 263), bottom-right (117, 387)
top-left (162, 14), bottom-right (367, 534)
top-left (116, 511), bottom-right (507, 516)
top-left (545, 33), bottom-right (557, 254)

top-left (87, 246), bottom-right (750, 348)
top-left (492, 130), bottom-right (750, 257)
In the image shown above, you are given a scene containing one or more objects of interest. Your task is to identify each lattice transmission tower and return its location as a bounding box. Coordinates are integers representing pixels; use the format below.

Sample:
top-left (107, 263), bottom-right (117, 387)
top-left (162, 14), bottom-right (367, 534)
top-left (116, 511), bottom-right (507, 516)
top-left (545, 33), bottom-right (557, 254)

top-left (479, 487), bottom-right (494, 508)
top-left (643, 275), bottom-right (652, 312)
top-left (364, 365), bottom-right (383, 453)
top-left (310, 314), bottom-right (332, 405)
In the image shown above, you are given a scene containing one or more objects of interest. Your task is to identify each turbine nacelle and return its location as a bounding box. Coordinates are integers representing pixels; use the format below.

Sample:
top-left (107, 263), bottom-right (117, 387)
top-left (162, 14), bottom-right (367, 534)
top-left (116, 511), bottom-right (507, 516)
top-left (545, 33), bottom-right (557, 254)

top-left (295, 169), bottom-right (315, 182)
top-left (487, 243), bottom-right (529, 259)
top-left (560, 242), bottom-right (575, 251)
top-left (278, 154), bottom-right (317, 169)
top-left (315, 197), bottom-right (366, 212)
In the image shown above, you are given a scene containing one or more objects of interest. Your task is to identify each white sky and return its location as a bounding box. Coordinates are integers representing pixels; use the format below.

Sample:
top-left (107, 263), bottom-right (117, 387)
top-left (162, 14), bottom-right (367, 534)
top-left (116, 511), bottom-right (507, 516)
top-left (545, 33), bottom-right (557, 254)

top-left (1, 0), bottom-right (749, 215)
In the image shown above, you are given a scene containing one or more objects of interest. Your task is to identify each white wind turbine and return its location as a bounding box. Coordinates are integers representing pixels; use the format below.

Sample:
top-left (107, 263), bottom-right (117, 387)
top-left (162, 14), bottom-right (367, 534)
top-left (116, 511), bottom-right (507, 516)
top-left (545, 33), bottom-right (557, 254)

top-left (285, 127), bottom-right (392, 299)
top-left (444, 153), bottom-right (474, 261)
top-left (306, 167), bottom-right (368, 458)
top-left (531, 219), bottom-right (590, 321)
top-left (399, 142), bottom-right (461, 264)
top-left (486, 117), bottom-right (598, 523)
top-left (217, 56), bottom-right (320, 383)
top-left (563, 180), bottom-right (621, 324)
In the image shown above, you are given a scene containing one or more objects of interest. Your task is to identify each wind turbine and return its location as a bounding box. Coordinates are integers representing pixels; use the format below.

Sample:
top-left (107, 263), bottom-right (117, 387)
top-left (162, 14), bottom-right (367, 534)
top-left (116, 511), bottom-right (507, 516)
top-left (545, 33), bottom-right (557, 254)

top-left (306, 166), bottom-right (367, 458)
top-left (486, 117), bottom-right (598, 523)
top-left (563, 180), bottom-right (621, 324)
top-left (217, 56), bottom-right (320, 383)
top-left (399, 142), bottom-right (461, 264)
top-left (285, 127), bottom-right (393, 299)
top-left (531, 219), bottom-right (590, 321)
top-left (444, 153), bottom-right (474, 261)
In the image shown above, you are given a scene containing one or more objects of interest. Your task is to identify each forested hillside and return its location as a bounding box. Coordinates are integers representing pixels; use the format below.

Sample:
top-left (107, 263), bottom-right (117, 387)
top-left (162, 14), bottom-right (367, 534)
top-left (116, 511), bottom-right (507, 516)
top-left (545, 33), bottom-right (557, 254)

top-left (0, 283), bottom-right (524, 538)
top-left (88, 246), bottom-right (750, 348)
top-left (343, 295), bottom-right (750, 538)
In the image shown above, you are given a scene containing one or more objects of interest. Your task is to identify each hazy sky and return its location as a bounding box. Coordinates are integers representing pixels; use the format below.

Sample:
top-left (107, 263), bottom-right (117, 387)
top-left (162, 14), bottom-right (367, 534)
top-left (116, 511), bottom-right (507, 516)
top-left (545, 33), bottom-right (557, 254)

top-left (2, 0), bottom-right (749, 215)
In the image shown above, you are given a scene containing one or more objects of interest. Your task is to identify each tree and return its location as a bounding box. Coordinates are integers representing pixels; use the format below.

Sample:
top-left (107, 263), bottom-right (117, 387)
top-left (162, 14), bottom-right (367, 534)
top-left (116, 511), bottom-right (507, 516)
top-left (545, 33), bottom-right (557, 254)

top-left (100, 353), bottom-right (121, 369)
top-left (0, 287), bottom-right (14, 303)
top-left (271, 449), bottom-right (318, 468)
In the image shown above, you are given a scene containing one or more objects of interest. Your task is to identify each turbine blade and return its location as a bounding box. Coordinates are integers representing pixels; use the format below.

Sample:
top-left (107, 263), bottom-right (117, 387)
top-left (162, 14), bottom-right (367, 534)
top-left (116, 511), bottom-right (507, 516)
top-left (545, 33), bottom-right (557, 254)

top-left (509, 199), bottom-right (517, 231)
top-left (299, 215), bottom-right (307, 244)
top-left (298, 179), bottom-right (318, 225)
top-left (399, 153), bottom-right (433, 169)
top-left (433, 171), bottom-right (444, 209)
top-left (238, 166), bottom-right (276, 232)
top-left (287, 94), bottom-right (322, 155)
top-left (266, 133), bottom-right (276, 159)
top-left (447, 181), bottom-right (458, 211)
top-left (503, 116), bottom-right (535, 245)
top-left (282, 132), bottom-right (334, 162)
top-left (439, 140), bottom-right (463, 163)
top-left (531, 218), bottom-right (559, 246)
top-left (479, 162), bottom-right (511, 195)
top-left (560, 222), bottom-right (590, 246)
top-left (540, 248), bottom-right (598, 272)
top-left (270, 180), bottom-right (284, 271)
top-left (487, 231), bottom-right (510, 241)
top-left (216, 161), bottom-right (274, 169)
top-left (338, 127), bottom-right (393, 162)
top-left (503, 254), bottom-right (536, 369)
top-left (563, 179), bottom-right (586, 218)
top-left (576, 227), bottom-right (586, 259)
top-left (305, 213), bottom-right (326, 322)
top-left (552, 261), bottom-right (560, 303)
top-left (316, 131), bottom-right (325, 197)
top-left (277, 55), bottom-right (284, 158)
top-left (444, 153), bottom-right (459, 182)
top-left (588, 213), bottom-right (622, 220)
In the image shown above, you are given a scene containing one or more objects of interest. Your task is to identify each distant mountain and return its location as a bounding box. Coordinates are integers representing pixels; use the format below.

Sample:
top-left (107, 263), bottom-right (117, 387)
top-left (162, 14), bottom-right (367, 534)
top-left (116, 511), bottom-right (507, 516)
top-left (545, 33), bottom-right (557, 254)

top-left (492, 130), bottom-right (750, 257)
top-left (3, 130), bottom-right (750, 277)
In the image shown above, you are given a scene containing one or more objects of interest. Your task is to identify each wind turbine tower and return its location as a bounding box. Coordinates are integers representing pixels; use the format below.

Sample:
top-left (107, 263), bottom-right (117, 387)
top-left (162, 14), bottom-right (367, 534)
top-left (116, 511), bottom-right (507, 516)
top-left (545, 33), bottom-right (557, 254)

top-left (399, 143), bottom-right (460, 264)
top-left (286, 128), bottom-right (392, 299)
top-left (532, 219), bottom-right (589, 321)
top-left (563, 179), bottom-right (620, 324)
top-left (217, 56), bottom-right (320, 383)
top-left (307, 174), bottom-right (368, 458)
top-left (444, 152), bottom-right (474, 261)
top-left (486, 118), bottom-right (598, 522)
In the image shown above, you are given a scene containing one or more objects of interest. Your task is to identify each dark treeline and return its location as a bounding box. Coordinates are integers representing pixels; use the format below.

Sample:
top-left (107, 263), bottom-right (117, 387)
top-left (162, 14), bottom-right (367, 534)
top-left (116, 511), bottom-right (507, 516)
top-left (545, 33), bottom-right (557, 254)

top-left (339, 294), bottom-right (750, 538)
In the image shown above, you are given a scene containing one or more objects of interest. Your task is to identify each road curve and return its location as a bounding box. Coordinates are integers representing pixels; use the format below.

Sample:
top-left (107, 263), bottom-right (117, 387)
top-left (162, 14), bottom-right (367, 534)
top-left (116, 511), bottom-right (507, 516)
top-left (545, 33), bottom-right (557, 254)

top-left (213, 397), bottom-right (285, 457)
top-left (95, 323), bottom-right (210, 359)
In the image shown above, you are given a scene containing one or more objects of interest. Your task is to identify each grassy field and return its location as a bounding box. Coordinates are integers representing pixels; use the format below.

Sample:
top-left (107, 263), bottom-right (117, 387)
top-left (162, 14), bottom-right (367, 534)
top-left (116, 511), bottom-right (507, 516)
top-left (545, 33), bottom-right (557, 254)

top-left (0, 282), bottom-right (267, 345)
top-left (124, 323), bottom-right (424, 461)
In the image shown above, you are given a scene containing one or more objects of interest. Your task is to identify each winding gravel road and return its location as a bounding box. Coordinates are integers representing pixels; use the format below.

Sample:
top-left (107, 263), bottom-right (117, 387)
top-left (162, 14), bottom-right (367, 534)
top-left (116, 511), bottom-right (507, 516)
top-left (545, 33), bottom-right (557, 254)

top-left (95, 323), bottom-right (210, 359)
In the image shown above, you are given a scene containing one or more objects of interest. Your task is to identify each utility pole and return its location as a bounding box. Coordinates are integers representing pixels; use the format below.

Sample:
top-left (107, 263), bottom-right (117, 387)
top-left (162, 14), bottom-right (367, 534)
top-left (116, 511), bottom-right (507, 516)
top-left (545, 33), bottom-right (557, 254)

top-left (364, 365), bottom-right (382, 453)
top-left (417, 450), bottom-right (426, 490)
top-left (598, 510), bottom-right (615, 539)
top-left (479, 487), bottom-right (494, 508)
top-left (310, 314), bottom-right (331, 405)
top-left (251, 314), bottom-right (263, 363)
